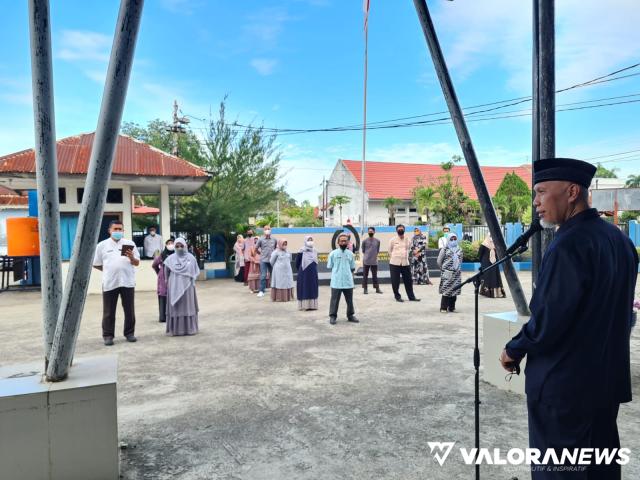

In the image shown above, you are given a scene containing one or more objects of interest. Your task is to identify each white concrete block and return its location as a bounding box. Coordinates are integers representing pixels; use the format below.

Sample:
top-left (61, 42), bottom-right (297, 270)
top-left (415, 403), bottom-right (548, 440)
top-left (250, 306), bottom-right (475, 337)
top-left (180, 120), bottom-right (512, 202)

top-left (0, 356), bottom-right (119, 480)
top-left (482, 311), bottom-right (528, 395)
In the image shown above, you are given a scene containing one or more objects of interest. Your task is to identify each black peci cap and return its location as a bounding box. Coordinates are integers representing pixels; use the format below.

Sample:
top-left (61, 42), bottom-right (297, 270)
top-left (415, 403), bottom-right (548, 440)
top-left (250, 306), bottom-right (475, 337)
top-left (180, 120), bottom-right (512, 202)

top-left (533, 158), bottom-right (597, 188)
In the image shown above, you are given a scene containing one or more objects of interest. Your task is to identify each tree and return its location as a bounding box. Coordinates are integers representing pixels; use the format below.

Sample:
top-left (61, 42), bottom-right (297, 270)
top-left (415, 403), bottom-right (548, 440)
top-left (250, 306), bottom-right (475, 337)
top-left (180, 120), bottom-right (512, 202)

top-left (176, 100), bottom-right (281, 236)
top-left (492, 172), bottom-right (531, 224)
top-left (430, 173), bottom-right (470, 224)
top-left (413, 185), bottom-right (436, 223)
top-left (620, 211), bottom-right (640, 223)
top-left (625, 174), bottom-right (640, 188)
top-left (284, 200), bottom-right (322, 227)
top-left (383, 196), bottom-right (401, 226)
top-left (330, 195), bottom-right (351, 225)
top-left (594, 163), bottom-right (618, 179)
top-left (122, 119), bottom-right (204, 166)
top-left (440, 154), bottom-right (462, 172)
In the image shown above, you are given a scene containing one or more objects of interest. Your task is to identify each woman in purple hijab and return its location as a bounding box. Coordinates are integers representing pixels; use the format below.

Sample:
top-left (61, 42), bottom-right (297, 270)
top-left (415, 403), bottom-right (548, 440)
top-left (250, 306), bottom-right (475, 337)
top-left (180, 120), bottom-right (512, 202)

top-left (164, 237), bottom-right (200, 335)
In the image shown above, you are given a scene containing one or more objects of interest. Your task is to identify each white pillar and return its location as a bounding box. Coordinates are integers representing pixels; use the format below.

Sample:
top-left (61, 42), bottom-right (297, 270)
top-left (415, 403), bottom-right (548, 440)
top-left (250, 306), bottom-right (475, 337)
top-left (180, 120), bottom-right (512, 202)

top-left (123, 185), bottom-right (133, 236)
top-left (160, 184), bottom-right (171, 239)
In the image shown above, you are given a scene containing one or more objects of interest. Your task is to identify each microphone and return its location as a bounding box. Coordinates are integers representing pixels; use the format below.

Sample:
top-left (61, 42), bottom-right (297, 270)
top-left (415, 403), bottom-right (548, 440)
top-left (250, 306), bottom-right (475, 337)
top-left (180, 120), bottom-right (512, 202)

top-left (505, 219), bottom-right (543, 255)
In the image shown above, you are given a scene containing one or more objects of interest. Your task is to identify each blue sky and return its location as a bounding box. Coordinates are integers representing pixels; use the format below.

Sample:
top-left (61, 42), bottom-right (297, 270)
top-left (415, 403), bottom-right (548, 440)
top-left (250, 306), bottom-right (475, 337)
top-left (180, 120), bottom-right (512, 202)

top-left (1, 0), bottom-right (639, 203)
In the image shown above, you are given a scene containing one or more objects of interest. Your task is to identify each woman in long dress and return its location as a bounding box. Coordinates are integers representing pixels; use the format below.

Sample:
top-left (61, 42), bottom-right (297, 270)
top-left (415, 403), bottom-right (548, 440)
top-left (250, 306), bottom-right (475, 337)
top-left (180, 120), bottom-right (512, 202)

top-left (164, 237), bottom-right (200, 336)
top-left (410, 227), bottom-right (432, 285)
top-left (296, 235), bottom-right (319, 310)
top-left (247, 245), bottom-right (261, 293)
top-left (233, 234), bottom-right (245, 283)
top-left (151, 238), bottom-right (175, 323)
top-left (270, 238), bottom-right (295, 302)
top-left (478, 234), bottom-right (506, 298)
top-left (437, 232), bottom-right (463, 313)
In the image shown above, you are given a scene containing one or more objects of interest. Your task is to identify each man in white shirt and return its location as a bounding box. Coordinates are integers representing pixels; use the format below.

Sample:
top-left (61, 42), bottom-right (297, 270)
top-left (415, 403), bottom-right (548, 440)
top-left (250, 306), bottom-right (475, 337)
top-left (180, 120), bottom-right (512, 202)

top-left (438, 226), bottom-right (451, 250)
top-left (93, 220), bottom-right (140, 346)
top-left (143, 226), bottom-right (163, 259)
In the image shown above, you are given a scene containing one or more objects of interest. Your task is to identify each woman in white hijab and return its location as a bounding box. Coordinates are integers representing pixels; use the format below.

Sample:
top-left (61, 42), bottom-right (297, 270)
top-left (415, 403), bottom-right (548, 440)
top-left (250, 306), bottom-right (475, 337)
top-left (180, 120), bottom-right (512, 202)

top-left (164, 237), bottom-right (200, 335)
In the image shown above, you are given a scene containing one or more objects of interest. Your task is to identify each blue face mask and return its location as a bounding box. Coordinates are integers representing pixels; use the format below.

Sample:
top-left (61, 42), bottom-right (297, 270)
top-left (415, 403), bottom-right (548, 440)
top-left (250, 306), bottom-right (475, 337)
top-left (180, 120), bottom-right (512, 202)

top-left (448, 239), bottom-right (458, 249)
top-left (111, 232), bottom-right (123, 241)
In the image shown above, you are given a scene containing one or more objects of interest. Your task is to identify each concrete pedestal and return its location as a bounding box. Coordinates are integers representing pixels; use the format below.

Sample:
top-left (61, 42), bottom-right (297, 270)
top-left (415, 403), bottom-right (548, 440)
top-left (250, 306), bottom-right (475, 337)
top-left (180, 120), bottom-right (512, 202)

top-left (0, 356), bottom-right (119, 480)
top-left (483, 311), bottom-right (527, 395)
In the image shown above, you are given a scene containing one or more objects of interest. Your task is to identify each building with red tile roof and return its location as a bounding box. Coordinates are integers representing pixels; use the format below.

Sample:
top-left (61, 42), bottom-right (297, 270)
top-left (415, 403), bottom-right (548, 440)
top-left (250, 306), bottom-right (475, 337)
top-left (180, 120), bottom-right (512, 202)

top-left (0, 132), bottom-right (210, 258)
top-left (323, 159), bottom-right (532, 226)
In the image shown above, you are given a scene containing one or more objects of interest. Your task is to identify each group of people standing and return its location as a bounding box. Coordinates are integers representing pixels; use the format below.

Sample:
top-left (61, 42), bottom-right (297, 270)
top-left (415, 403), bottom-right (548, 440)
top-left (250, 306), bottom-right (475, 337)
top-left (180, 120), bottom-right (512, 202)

top-left (93, 222), bottom-right (201, 346)
top-left (230, 223), bottom-right (506, 325)
top-left (233, 226), bottom-right (320, 311)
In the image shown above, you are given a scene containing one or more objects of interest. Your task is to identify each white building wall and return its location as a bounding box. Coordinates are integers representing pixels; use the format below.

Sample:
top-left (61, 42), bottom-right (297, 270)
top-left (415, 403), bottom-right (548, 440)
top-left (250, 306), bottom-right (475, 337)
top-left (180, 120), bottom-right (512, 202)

top-left (324, 162), bottom-right (423, 227)
top-left (326, 162), bottom-right (366, 226)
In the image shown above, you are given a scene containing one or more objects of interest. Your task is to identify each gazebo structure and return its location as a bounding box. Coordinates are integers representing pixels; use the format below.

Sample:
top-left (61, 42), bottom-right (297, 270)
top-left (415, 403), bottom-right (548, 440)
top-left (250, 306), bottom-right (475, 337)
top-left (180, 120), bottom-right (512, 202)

top-left (0, 132), bottom-right (209, 259)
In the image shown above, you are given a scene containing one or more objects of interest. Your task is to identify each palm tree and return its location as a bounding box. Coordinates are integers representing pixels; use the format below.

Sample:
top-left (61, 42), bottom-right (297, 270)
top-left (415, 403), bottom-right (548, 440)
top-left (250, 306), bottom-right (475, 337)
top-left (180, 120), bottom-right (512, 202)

top-left (626, 174), bottom-right (640, 188)
top-left (413, 186), bottom-right (436, 223)
top-left (383, 196), bottom-right (401, 226)
top-left (330, 195), bottom-right (351, 225)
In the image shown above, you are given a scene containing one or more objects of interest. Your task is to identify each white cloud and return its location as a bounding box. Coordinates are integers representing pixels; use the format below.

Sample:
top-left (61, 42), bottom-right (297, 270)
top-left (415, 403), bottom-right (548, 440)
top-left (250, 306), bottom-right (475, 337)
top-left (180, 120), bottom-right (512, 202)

top-left (57, 30), bottom-right (111, 63)
top-left (0, 77), bottom-right (32, 106)
top-left (244, 8), bottom-right (294, 50)
top-left (250, 58), bottom-right (278, 76)
top-left (433, 0), bottom-right (640, 94)
top-left (83, 69), bottom-right (107, 85)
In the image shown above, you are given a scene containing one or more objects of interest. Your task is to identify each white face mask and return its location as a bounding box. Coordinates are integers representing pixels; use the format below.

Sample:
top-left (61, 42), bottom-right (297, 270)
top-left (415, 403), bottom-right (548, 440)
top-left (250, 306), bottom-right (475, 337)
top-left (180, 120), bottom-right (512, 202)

top-left (166, 244), bottom-right (175, 251)
top-left (306, 241), bottom-right (314, 247)
top-left (150, 231), bottom-right (156, 236)
top-left (264, 230), bottom-right (271, 235)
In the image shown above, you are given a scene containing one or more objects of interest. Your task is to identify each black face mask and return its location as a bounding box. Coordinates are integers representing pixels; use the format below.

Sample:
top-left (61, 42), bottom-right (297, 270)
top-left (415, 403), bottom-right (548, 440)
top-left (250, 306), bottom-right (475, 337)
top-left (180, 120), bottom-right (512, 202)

top-left (247, 233), bottom-right (253, 237)
top-left (397, 229), bottom-right (405, 235)
top-left (368, 232), bottom-right (374, 237)
top-left (340, 244), bottom-right (347, 250)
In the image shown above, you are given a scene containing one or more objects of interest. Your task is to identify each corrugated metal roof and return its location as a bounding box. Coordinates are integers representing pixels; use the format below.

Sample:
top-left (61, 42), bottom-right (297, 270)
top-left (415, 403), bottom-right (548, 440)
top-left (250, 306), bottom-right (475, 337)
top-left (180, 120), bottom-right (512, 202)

top-left (341, 159), bottom-right (532, 200)
top-left (0, 132), bottom-right (208, 178)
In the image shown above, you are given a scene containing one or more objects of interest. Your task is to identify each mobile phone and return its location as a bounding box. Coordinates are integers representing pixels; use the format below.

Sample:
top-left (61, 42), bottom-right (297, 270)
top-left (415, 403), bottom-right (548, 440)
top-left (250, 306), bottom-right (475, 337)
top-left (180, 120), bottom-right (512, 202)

top-left (121, 244), bottom-right (134, 256)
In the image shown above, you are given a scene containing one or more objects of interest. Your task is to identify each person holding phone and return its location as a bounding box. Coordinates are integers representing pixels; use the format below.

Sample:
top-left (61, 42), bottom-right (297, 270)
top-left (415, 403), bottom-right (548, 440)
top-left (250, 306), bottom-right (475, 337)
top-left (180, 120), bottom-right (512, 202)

top-left (93, 220), bottom-right (140, 346)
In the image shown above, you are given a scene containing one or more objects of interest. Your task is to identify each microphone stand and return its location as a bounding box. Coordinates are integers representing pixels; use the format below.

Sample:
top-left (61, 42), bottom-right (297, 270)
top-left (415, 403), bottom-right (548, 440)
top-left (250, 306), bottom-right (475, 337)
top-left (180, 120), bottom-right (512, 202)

top-left (459, 244), bottom-right (527, 480)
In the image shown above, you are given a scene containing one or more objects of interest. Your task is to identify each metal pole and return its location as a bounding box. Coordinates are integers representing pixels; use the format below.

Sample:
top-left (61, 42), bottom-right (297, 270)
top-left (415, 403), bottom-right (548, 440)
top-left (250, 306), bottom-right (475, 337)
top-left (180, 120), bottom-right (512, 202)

top-left (531, 0), bottom-right (542, 285)
top-left (538, 0), bottom-right (555, 253)
top-left (28, 0), bottom-right (63, 369)
top-left (412, 0), bottom-right (530, 317)
top-left (360, 9), bottom-right (369, 237)
top-left (46, 0), bottom-right (144, 381)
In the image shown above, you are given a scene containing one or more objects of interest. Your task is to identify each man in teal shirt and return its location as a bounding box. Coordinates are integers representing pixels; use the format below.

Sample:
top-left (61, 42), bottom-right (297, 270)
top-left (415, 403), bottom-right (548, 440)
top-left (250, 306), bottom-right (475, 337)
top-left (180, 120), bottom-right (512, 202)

top-left (327, 234), bottom-right (359, 325)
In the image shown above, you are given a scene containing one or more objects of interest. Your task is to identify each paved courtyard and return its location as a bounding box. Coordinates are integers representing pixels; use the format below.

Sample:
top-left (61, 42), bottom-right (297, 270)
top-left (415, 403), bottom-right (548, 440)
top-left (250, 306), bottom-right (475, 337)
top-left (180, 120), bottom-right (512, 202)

top-left (1, 274), bottom-right (639, 479)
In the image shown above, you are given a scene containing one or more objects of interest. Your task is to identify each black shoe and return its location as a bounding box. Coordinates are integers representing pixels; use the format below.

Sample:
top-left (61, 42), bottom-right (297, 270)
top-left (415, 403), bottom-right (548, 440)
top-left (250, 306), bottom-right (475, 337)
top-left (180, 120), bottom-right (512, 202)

top-left (103, 337), bottom-right (114, 346)
top-left (448, 309), bottom-right (456, 313)
top-left (159, 319), bottom-right (166, 323)
top-left (125, 335), bottom-right (137, 343)
top-left (363, 288), bottom-right (368, 295)
top-left (348, 316), bottom-right (360, 323)
top-left (409, 298), bottom-right (421, 302)
top-left (329, 317), bottom-right (337, 325)
top-left (375, 288), bottom-right (383, 294)
top-left (395, 297), bottom-right (404, 303)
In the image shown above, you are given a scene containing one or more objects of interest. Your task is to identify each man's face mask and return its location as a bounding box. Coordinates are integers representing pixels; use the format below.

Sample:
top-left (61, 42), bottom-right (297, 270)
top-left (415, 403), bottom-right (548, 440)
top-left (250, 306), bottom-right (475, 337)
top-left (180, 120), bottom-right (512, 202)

top-left (397, 229), bottom-right (405, 236)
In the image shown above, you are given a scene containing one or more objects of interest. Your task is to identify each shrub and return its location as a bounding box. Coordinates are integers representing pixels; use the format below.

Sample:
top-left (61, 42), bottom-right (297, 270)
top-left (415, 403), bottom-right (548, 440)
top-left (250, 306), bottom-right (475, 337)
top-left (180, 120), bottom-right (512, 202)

top-left (460, 240), bottom-right (480, 262)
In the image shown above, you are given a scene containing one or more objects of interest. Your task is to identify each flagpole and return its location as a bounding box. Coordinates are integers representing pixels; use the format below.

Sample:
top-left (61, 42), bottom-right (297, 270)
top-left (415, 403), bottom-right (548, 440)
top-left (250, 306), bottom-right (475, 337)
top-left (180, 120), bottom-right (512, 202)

top-left (360, 0), bottom-right (369, 237)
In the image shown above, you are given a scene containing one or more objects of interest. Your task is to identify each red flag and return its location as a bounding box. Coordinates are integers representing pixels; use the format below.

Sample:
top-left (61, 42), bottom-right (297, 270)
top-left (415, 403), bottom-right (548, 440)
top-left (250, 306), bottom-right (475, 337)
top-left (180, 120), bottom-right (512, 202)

top-left (363, 0), bottom-right (370, 33)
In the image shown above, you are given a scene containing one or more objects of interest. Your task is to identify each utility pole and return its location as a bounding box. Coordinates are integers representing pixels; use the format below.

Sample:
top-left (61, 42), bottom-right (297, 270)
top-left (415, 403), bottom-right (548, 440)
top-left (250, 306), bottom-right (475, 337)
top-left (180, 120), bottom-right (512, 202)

top-left (322, 176), bottom-right (326, 227)
top-left (167, 99), bottom-right (189, 156)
